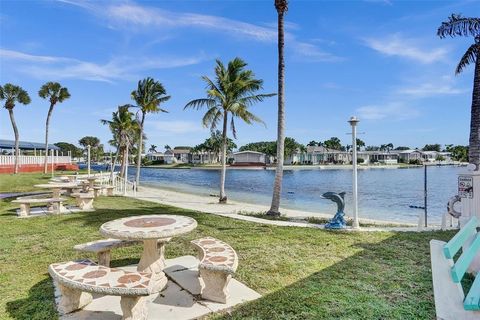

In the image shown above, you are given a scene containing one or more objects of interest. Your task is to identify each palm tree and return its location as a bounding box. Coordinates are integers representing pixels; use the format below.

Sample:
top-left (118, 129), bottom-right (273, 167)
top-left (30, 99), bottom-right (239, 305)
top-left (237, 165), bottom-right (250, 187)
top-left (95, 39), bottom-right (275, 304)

top-left (185, 58), bottom-right (275, 203)
top-left (268, 0), bottom-right (288, 216)
top-left (0, 84), bottom-right (31, 174)
top-left (149, 144), bottom-right (157, 153)
top-left (39, 82), bottom-right (71, 174)
top-left (438, 14), bottom-right (480, 170)
top-left (101, 105), bottom-right (139, 178)
top-left (131, 77), bottom-right (170, 186)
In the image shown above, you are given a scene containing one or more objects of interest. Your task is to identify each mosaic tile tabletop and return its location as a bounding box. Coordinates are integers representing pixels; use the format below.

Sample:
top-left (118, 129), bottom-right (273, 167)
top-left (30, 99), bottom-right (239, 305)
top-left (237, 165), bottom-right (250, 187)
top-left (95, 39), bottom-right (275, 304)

top-left (100, 215), bottom-right (198, 240)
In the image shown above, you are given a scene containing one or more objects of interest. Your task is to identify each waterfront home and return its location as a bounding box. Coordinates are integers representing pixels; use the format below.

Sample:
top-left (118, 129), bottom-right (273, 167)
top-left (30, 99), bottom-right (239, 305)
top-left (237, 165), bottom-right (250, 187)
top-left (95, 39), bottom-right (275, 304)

top-left (164, 149), bottom-right (175, 164)
top-left (173, 147), bottom-right (192, 163)
top-left (146, 152), bottom-right (165, 162)
top-left (191, 151), bottom-right (218, 164)
top-left (398, 149), bottom-right (423, 163)
top-left (232, 151), bottom-right (267, 166)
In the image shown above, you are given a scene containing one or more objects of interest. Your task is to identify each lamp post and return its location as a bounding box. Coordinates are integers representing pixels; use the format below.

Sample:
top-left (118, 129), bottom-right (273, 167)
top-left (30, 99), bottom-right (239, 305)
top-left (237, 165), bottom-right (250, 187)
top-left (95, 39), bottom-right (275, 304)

top-left (51, 148), bottom-right (54, 178)
top-left (87, 145), bottom-right (91, 177)
top-left (348, 116), bottom-right (360, 229)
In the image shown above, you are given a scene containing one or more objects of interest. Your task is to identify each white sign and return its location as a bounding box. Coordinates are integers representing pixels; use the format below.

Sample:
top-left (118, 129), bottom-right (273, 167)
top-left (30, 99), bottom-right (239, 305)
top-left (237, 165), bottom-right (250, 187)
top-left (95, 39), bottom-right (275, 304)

top-left (459, 176), bottom-right (474, 199)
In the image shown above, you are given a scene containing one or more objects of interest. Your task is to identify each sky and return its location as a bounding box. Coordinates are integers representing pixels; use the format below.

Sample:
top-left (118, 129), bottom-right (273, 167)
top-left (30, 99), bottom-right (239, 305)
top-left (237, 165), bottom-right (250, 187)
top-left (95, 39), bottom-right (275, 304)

top-left (0, 0), bottom-right (478, 152)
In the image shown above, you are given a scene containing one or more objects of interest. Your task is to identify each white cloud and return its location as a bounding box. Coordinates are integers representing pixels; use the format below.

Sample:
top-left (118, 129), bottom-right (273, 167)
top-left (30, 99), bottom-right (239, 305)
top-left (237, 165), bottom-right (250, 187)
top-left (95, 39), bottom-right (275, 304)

top-left (356, 103), bottom-right (420, 121)
top-left (0, 48), bottom-right (72, 63)
top-left (0, 49), bottom-right (207, 82)
top-left (364, 34), bottom-right (448, 64)
top-left (146, 120), bottom-right (207, 135)
top-left (58, 0), bottom-right (342, 63)
top-left (100, 2), bottom-right (277, 42)
top-left (292, 42), bottom-right (344, 62)
top-left (395, 75), bottom-right (467, 98)
top-left (397, 83), bottom-right (466, 97)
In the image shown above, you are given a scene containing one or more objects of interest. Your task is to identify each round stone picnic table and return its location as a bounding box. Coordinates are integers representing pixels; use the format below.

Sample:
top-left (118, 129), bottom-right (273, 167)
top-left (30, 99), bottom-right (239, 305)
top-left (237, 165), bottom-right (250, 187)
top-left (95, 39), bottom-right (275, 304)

top-left (100, 214), bottom-right (197, 292)
top-left (34, 182), bottom-right (80, 198)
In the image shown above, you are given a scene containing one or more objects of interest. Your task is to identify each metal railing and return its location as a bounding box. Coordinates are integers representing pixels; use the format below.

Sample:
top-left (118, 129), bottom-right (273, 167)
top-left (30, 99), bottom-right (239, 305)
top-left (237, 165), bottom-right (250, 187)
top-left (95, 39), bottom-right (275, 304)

top-left (112, 175), bottom-right (136, 197)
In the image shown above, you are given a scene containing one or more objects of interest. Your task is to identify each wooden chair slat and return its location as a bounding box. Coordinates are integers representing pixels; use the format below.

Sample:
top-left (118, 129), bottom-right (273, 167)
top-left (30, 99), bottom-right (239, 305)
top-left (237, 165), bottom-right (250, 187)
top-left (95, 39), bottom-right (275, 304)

top-left (451, 233), bottom-right (480, 282)
top-left (464, 274), bottom-right (480, 310)
top-left (444, 217), bottom-right (478, 259)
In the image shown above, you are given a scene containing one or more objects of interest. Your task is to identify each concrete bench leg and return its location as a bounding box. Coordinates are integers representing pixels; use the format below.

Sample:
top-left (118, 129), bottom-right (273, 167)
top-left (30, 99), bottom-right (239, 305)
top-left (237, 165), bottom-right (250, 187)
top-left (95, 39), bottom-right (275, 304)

top-left (120, 296), bottom-right (147, 320)
top-left (50, 201), bottom-right (65, 214)
top-left (97, 251), bottom-right (111, 267)
top-left (199, 269), bottom-right (231, 304)
top-left (55, 282), bottom-right (93, 314)
top-left (107, 188), bottom-right (114, 196)
top-left (18, 203), bottom-right (30, 217)
top-left (93, 189), bottom-right (101, 198)
top-left (82, 198), bottom-right (94, 210)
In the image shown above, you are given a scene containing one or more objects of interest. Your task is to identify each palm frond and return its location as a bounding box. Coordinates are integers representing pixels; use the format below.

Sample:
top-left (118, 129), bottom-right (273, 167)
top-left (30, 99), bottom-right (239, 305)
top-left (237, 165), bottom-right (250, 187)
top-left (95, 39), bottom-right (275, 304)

top-left (230, 116), bottom-right (237, 139)
top-left (275, 0), bottom-right (288, 13)
top-left (184, 98), bottom-right (216, 110)
top-left (437, 14), bottom-right (480, 38)
top-left (238, 93), bottom-right (277, 106)
top-left (456, 43), bottom-right (479, 74)
top-left (201, 106), bottom-right (222, 129)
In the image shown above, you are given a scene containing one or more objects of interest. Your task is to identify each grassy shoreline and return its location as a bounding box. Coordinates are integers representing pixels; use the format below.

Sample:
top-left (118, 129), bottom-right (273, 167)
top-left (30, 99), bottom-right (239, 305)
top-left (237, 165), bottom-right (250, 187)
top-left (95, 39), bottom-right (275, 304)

top-left (0, 173), bottom-right (454, 319)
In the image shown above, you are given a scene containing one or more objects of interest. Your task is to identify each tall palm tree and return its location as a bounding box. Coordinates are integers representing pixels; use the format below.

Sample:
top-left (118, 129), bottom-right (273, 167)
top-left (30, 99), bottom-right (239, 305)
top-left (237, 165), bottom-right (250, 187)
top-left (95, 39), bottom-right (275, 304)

top-left (268, 0), bottom-right (288, 216)
top-left (39, 82), bottom-right (71, 174)
top-left (185, 58), bottom-right (275, 203)
top-left (0, 84), bottom-right (31, 174)
top-left (149, 144), bottom-right (157, 153)
top-left (131, 77), bottom-right (170, 186)
top-left (101, 105), bottom-right (139, 178)
top-left (438, 14), bottom-right (480, 170)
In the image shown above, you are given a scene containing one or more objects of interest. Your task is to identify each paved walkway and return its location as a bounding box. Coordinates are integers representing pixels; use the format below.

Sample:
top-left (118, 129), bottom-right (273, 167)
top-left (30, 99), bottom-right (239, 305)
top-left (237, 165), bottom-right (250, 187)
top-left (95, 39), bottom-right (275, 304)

top-left (126, 186), bottom-right (450, 232)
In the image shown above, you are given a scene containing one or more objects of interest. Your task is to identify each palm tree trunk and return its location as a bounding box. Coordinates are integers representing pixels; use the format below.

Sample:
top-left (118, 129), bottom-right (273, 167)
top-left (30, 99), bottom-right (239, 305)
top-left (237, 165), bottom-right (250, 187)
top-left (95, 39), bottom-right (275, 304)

top-left (8, 109), bottom-right (20, 174)
top-left (135, 112), bottom-right (145, 186)
top-left (219, 111), bottom-right (228, 203)
top-left (268, 7), bottom-right (286, 216)
top-left (43, 104), bottom-right (54, 174)
top-left (110, 147), bottom-right (119, 182)
top-left (470, 51), bottom-right (480, 170)
top-left (119, 146), bottom-right (126, 178)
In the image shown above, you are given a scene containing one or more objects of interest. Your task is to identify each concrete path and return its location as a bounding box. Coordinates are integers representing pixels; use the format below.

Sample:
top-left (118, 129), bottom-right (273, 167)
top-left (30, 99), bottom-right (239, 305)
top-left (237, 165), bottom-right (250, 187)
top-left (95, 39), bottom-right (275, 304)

top-left (127, 186), bottom-right (450, 233)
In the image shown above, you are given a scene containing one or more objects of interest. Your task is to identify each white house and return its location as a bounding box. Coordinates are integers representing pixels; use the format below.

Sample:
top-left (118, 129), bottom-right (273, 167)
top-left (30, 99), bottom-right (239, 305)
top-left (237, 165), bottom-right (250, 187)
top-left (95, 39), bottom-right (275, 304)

top-left (173, 147), bottom-right (191, 163)
top-left (146, 152), bottom-right (164, 162)
top-left (163, 149), bottom-right (175, 164)
top-left (232, 151), bottom-right (266, 166)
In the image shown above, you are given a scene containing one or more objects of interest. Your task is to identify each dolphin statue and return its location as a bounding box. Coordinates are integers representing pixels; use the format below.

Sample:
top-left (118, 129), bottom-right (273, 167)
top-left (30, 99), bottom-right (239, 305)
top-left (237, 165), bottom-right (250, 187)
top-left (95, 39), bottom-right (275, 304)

top-left (321, 191), bottom-right (347, 229)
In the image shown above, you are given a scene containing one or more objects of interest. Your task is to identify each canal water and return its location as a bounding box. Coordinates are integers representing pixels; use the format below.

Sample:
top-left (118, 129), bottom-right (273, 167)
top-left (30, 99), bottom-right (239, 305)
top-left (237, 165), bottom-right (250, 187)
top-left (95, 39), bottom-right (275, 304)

top-left (87, 164), bottom-right (463, 224)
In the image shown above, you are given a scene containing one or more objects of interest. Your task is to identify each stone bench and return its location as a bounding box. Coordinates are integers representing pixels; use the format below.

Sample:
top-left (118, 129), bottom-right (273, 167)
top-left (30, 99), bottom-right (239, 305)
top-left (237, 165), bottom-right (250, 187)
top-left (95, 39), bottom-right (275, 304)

top-left (431, 216), bottom-right (480, 319)
top-left (12, 196), bottom-right (66, 217)
top-left (74, 239), bottom-right (141, 267)
top-left (93, 185), bottom-right (115, 197)
top-left (71, 193), bottom-right (95, 211)
top-left (49, 259), bottom-right (154, 320)
top-left (191, 237), bottom-right (238, 303)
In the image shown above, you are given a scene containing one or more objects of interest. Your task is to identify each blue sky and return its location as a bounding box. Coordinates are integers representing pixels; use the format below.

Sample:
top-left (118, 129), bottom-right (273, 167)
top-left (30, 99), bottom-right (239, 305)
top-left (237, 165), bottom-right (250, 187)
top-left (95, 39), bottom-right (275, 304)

top-left (0, 0), bottom-right (478, 152)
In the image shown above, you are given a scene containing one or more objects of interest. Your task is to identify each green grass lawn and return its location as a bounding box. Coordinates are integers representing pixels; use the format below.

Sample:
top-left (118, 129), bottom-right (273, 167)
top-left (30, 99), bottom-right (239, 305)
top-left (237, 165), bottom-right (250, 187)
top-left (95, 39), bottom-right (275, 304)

top-left (0, 173), bottom-right (455, 319)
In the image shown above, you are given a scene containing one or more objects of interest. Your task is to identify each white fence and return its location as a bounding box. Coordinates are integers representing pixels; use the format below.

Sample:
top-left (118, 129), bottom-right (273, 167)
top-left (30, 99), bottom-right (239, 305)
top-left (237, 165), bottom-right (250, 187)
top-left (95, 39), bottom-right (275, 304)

top-left (113, 175), bottom-right (136, 197)
top-left (0, 155), bottom-right (71, 166)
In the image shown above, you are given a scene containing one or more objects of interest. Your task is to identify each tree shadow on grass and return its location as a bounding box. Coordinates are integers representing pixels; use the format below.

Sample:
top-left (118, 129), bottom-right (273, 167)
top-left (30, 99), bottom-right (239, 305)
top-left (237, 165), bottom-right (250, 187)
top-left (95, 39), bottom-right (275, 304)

top-left (6, 277), bottom-right (57, 320)
top-left (213, 231), bottom-right (456, 320)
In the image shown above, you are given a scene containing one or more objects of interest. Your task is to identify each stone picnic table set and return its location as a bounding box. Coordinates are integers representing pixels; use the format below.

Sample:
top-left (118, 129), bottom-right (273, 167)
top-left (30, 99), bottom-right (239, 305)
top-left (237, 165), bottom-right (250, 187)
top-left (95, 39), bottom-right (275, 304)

top-left (12, 177), bottom-right (114, 217)
top-left (47, 214), bottom-right (253, 320)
